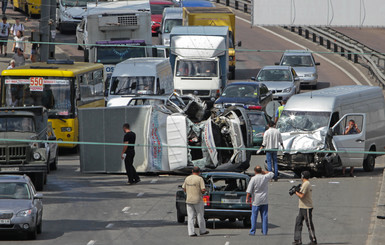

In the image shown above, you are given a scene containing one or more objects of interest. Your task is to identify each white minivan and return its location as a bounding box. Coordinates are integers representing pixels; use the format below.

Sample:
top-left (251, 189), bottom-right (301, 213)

top-left (276, 85), bottom-right (385, 176)
top-left (159, 7), bottom-right (183, 46)
top-left (107, 58), bottom-right (174, 107)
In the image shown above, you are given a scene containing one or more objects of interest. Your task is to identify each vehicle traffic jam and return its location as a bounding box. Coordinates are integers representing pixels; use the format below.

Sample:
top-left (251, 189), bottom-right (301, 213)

top-left (0, 0), bottom-right (384, 243)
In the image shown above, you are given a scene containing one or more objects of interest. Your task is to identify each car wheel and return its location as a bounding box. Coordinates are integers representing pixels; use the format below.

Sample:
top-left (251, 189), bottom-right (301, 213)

top-left (50, 150), bottom-right (58, 171)
top-left (33, 173), bottom-right (45, 191)
top-left (37, 219), bottom-right (42, 234)
top-left (323, 160), bottom-right (334, 177)
top-left (177, 209), bottom-right (185, 223)
top-left (363, 154), bottom-right (375, 172)
top-left (27, 227), bottom-right (37, 240)
top-left (59, 23), bottom-right (64, 34)
top-left (243, 217), bottom-right (251, 228)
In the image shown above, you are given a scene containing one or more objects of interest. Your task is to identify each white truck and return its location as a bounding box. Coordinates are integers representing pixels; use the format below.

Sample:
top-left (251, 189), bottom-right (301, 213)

top-left (169, 26), bottom-right (229, 103)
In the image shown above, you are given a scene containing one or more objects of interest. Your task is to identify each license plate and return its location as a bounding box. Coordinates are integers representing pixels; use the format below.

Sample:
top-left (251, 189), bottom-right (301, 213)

top-left (0, 219), bottom-right (10, 224)
top-left (221, 198), bottom-right (241, 204)
top-left (1, 167), bottom-right (19, 172)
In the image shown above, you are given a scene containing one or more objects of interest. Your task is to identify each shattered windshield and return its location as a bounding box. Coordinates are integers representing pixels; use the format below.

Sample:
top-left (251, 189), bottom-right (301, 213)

top-left (0, 117), bottom-right (35, 132)
top-left (277, 111), bottom-right (330, 133)
top-left (257, 69), bottom-right (292, 82)
top-left (110, 76), bottom-right (155, 95)
top-left (176, 60), bottom-right (217, 77)
top-left (281, 55), bottom-right (314, 67)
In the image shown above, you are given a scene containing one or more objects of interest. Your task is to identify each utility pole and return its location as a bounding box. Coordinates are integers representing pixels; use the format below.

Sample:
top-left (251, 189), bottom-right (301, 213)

top-left (49, 0), bottom-right (56, 59)
top-left (40, 0), bottom-right (56, 61)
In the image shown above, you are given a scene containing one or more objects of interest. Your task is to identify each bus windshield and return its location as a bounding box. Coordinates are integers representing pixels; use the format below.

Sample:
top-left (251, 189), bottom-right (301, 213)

top-left (3, 77), bottom-right (72, 117)
top-left (96, 46), bottom-right (146, 64)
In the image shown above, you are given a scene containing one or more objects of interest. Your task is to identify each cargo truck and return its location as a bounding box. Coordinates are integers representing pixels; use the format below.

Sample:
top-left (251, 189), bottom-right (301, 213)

top-left (169, 26), bottom-right (229, 103)
top-left (183, 7), bottom-right (240, 79)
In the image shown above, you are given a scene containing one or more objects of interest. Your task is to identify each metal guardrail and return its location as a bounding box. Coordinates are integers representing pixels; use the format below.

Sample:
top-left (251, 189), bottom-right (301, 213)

top-left (216, 0), bottom-right (385, 87)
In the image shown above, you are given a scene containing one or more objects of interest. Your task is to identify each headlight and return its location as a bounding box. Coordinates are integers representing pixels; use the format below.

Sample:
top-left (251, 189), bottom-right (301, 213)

top-left (30, 143), bottom-right (38, 149)
top-left (33, 152), bottom-right (41, 160)
top-left (214, 104), bottom-right (223, 109)
top-left (17, 209), bottom-right (33, 217)
top-left (163, 39), bottom-right (170, 46)
top-left (63, 11), bottom-right (72, 19)
top-left (61, 127), bottom-right (72, 132)
top-left (283, 87), bottom-right (292, 93)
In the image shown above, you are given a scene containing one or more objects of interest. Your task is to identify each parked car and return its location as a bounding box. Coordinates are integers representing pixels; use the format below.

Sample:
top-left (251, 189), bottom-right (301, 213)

top-left (176, 172), bottom-right (251, 227)
top-left (213, 82), bottom-right (273, 110)
top-left (150, 0), bottom-right (175, 35)
top-left (252, 66), bottom-right (301, 101)
top-left (275, 50), bottom-right (320, 89)
top-left (0, 175), bottom-right (43, 239)
top-left (245, 110), bottom-right (270, 149)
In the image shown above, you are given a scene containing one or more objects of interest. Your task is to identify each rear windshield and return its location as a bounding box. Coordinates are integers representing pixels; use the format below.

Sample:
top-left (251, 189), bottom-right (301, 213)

top-left (210, 177), bottom-right (248, 192)
top-left (281, 55), bottom-right (314, 67)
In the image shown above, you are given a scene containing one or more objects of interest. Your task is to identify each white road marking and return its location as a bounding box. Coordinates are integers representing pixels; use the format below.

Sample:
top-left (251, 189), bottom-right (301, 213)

top-left (137, 192), bottom-right (144, 197)
top-left (235, 16), bottom-right (365, 86)
top-left (329, 182), bottom-right (340, 184)
top-left (122, 206), bottom-right (131, 213)
top-left (150, 179), bottom-right (158, 184)
top-left (225, 241), bottom-right (230, 245)
top-left (105, 223), bottom-right (114, 229)
top-left (87, 240), bottom-right (96, 245)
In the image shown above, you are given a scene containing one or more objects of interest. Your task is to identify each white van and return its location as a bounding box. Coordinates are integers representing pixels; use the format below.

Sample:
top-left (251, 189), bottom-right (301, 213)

top-left (56, 0), bottom-right (95, 33)
top-left (276, 85), bottom-right (385, 176)
top-left (107, 58), bottom-right (174, 107)
top-left (159, 7), bottom-right (183, 46)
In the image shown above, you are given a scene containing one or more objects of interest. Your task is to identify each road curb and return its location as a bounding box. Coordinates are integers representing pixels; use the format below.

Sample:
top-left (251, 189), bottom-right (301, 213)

top-left (369, 168), bottom-right (385, 245)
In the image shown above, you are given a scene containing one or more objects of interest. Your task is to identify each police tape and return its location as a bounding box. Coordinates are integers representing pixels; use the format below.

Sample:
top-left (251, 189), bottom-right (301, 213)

top-left (0, 137), bottom-right (383, 155)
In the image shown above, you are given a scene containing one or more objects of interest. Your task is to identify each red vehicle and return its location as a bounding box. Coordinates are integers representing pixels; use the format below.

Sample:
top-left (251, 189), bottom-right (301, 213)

top-left (150, 0), bottom-right (174, 35)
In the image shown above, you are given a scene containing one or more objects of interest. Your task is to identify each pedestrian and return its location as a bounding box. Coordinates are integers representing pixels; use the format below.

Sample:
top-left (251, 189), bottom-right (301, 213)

top-left (10, 17), bottom-right (24, 36)
top-left (246, 166), bottom-right (274, 236)
top-left (182, 166), bottom-right (209, 237)
top-left (0, 16), bottom-right (10, 56)
top-left (6, 59), bottom-right (14, 69)
top-left (30, 43), bottom-right (38, 62)
top-left (12, 48), bottom-right (26, 66)
top-left (258, 121), bottom-right (284, 181)
top-left (121, 123), bottom-right (140, 185)
top-left (1, 0), bottom-right (7, 15)
top-left (274, 99), bottom-right (287, 124)
top-left (12, 30), bottom-right (26, 53)
top-left (292, 171), bottom-right (317, 245)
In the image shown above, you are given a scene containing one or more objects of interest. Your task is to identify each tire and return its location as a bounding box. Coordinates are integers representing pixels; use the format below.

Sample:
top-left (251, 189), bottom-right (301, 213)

top-left (27, 227), bottom-right (37, 240)
top-left (37, 220), bottom-right (42, 234)
top-left (323, 160), bottom-right (334, 177)
top-left (177, 209), bottom-right (185, 223)
top-left (243, 217), bottom-right (251, 228)
top-left (50, 150), bottom-right (58, 171)
top-left (33, 173), bottom-right (45, 191)
top-left (363, 154), bottom-right (375, 172)
top-left (58, 23), bottom-right (64, 34)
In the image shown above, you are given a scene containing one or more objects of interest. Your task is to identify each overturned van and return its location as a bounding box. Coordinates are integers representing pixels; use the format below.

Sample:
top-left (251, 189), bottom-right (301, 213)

top-left (276, 85), bottom-right (385, 176)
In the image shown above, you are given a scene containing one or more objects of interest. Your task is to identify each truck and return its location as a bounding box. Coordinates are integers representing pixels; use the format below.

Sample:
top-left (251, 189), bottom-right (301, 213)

top-left (0, 107), bottom-right (58, 191)
top-left (183, 7), bottom-right (240, 79)
top-left (76, 1), bottom-right (152, 79)
top-left (169, 26), bottom-right (229, 103)
top-left (276, 85), bottom-right (385, 177)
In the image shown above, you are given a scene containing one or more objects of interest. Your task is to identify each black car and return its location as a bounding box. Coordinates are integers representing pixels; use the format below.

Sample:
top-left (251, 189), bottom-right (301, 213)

top-left (176, 172), bottom-right (252, 227)
top-left (213, 82), bottom-right (273, 110)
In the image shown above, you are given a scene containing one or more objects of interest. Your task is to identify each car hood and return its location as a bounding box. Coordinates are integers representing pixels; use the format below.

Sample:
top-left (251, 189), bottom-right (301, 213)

top-left (0, 199), bottom-right (33, 213)
top-left (292, 66), bottom-right (316, 75)
top-left (215, 97), bottom-right (259, 106)
top-left (258, 81), bottom-right (294, 90)
top-left (151, 15), bottom-right (162, 23)
top-left (281, 126), bottom-right (328, 154)
top-left (0, 132), bottom-right (38, 145)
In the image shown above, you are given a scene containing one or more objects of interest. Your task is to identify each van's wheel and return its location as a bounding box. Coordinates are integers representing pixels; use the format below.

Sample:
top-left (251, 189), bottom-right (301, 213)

top-left (50, 150), bottom-right (58, 170)
top-left (243, 217), bottom-right (251, 228)
top-left (37, 218), bottom-right (42, 234)
top-left (363, 154), bottom-right (375, 172)
top-left (27, 221), bottom-right (37, 240)
top-left (177, 210), bottom-right (185, 223)
top-left (33, 173), bottom-right (45, 191)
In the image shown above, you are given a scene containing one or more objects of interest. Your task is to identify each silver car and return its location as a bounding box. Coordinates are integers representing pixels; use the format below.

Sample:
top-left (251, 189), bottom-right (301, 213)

top-left (0, 175), bottom-right (43, 239)
top-left (252, 66), bottom-right (301, 101)
top-left (276, 50), bottom-right (320, 89)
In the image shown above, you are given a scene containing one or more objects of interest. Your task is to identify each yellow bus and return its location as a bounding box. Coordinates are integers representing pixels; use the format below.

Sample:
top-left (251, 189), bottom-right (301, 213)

top-left (1, 61), bottom-right (105, 148)
top-left (12, 0), bottom-right (41, 16)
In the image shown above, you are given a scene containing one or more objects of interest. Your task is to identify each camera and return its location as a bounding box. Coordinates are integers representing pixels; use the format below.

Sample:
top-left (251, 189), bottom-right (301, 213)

top-left (289, 184), bottom-right (302, 196)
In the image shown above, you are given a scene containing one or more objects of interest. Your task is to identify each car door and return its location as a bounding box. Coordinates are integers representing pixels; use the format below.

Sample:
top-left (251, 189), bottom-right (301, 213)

top-left (259, 84), bottom-right (272, 107)
top-left (331, 113), bottom-right (366, 167)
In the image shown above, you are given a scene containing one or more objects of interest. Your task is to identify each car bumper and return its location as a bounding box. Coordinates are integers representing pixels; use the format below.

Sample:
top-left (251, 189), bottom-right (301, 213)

top-left (203, 209), bottom-right (252, 219)
top-left (0, 164), bottom-right (47, 173)
top-left (0, 216), bottom-right (37, 233)
top-left (299, 77), bottom-right (317, 86)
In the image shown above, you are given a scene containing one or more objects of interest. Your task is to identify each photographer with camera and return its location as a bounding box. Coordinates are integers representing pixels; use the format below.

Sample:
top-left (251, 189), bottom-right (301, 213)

top-left (292, 171), bottom-right (317, 245)
top-left (246, 166), bottom-right (274, 236)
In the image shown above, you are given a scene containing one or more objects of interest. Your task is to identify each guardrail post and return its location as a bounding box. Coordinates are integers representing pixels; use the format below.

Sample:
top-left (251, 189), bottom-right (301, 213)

top-left (327, 40), bottom-right (331, 49)
top-left (226, 0), bottom-right (229, 6)
top-left (298, 27), bottom-right (302, 36)
top-left (305, 29), bottom-right (309, 39)
top-left (354, 54), bottom-right (358, 63)
top-left (341, 47), bottom-right (345, 57)
top-left (235, 1), bottom-right (238, 9)
top-left (244, 4), bottom-right (247, 13)
top-left (291, 26), bottom-right (295, 32)
top-left (334, 43), bottom-right (338, 52)
top-left (319, 36), bottom-right (323, 46)
top-left (312, 33), bottom-right (317, 42)
top-left (347, 51), bottom-right (352, 61)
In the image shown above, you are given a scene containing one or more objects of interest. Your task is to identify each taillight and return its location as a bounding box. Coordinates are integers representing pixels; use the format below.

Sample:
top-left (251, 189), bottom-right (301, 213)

top-left (247, 196), bottom-right (252, 207)
top-left (203, 195), bottom-right (210, 206)
top-left (244, 105), bottom-right (262, 110)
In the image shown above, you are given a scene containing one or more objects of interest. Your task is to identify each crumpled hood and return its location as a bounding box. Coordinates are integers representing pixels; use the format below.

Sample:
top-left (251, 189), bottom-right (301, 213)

top-left (282, 126), bottom-right (328, 154)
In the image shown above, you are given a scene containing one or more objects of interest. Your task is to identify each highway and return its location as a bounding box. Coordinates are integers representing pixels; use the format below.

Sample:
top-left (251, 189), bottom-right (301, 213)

top-left (0, 5), bottom-right (384, 245)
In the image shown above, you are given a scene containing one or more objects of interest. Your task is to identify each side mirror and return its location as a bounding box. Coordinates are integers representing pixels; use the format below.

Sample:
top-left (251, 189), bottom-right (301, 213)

top-left (34, 193), bottom-right (43, 199)
top-left (237, 41), bottom-right (242, 47)
top-left (48, 135), bottom-right (56, 141)
top-left (274, 62), bottom-right (280, 65)
top-left (315, 62), bottom-right (320, 66)
top-left (251, 77), bottom-right (256, 81)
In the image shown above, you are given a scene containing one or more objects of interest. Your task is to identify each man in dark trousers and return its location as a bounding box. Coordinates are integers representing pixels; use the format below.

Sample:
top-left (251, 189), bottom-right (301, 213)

top-left (293, 171), bottom-right (317, 245)
top-left (121, 123), bottom-right (140, 185)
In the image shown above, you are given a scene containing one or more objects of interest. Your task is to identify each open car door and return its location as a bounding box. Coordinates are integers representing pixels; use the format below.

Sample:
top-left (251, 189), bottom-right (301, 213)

top-left (331, 113), bottom-right (366, 167)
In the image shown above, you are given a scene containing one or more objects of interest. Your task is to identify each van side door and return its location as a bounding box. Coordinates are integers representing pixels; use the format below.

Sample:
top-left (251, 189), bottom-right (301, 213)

top-left (331, 113), bottom-right (366, 167)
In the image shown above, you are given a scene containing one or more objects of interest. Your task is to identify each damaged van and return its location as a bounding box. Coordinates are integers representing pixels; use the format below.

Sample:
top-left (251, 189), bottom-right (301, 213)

top-left (276, 85), bottom-right (385, 176)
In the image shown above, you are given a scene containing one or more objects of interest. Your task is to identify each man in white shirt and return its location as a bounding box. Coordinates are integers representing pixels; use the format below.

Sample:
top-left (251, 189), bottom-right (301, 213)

top-left (10, 18), bottom-right (25, 36)
top-left (246, 166), bottom-right (274, 235)
top-left (259, 122), bottom-right (284, 181)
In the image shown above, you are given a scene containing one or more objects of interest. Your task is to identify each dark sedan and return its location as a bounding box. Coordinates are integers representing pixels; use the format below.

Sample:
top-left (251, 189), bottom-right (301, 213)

top-left (246, 110), bottom-right (270, 149)
top-left (176, 172), bottom-right (252, 227)
top-left (213, 82), bottom-right (273, 110)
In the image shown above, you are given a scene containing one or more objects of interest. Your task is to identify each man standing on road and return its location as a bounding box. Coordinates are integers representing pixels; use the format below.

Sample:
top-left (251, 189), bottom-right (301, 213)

top-left (0, 16), bottom-right (10, 56)
top-left (259, 122), bottom-right (284, 181)
top-left (274, 99), bottom-right (287, 124)
top-left (246, 166), bottom-right (274, 236)
top-left (1, 0), bottom-right (7, 15)
top-left (293, 171), bottom-right (317, 245)
top-left (121, 123), bottom-right (140, 185)
top-left (182, 166), bottom-right (209, 237)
